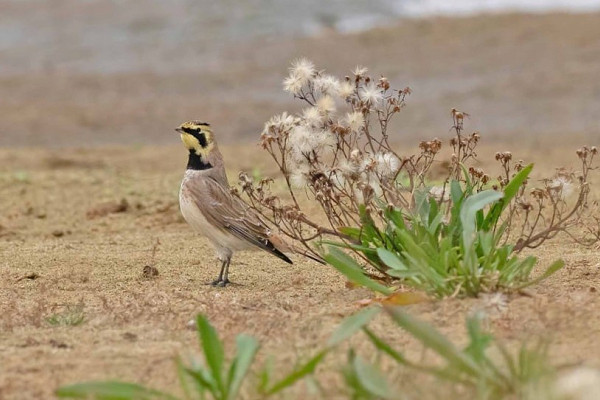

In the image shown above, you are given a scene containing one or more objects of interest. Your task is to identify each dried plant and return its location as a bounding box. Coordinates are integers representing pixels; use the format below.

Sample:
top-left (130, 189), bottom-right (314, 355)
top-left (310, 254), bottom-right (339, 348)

top-left (498, 146), bottom-right (598, 251)
top-left (234, 59), bottom-right (597, 296)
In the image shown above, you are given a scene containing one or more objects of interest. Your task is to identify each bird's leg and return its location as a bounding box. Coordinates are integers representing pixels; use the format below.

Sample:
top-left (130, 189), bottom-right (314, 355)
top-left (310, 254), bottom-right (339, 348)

top-left (211, 256), bottom-right (232, 287)
top-left (211, 258), bottom-right (227, 286)
top-left (219, 258), bottom-right (231, 287)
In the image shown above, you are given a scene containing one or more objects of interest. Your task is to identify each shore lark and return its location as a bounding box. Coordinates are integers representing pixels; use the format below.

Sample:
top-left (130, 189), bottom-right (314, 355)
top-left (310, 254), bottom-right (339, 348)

top-left (176, 120), bottom-right (322, 286)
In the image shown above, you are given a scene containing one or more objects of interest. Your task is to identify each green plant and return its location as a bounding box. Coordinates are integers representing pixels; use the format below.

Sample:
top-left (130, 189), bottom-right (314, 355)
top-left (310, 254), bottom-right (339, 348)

top-left (56, 307), bottom-right (560, 400)
top-left (342, 307), bottom-right (557, 400)
top-left (56, 314), bottom-right (327, 400)
top-left (46, 303), bottom-right (86, 327)
top-left (325, 164), bottom-right (564, 297)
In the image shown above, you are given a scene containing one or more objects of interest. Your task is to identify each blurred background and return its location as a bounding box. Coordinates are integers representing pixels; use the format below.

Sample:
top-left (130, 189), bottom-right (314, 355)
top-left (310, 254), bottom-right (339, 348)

top-left (1, 0), bottom-right (599, 147)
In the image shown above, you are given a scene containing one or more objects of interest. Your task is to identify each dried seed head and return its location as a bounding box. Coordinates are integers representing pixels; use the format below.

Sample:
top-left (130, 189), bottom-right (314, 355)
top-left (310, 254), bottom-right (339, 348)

top-left (352, 65), bottom-right (368, 78)
top-left (378, 76), bottom-right (390, 91)
top-left (419, 138), bottom-right (442, 155)
top-left (518, 201), bottom-right (534, 211)
top-left (451, 108), bottom-right (470, 120)
top-left (531, 188), bottom-right (547, 200)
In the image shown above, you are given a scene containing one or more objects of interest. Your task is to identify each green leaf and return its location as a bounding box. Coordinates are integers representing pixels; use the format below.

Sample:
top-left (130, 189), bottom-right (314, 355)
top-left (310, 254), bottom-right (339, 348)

top-left (175, 358), bottom-right (196, 400)
top-left (482, 164), bottom-right (533, 230)
top-left (328, 307), bottom-right (381, 347)
top-left (324, 247), bottom-right (393, 295)
top-left (384, 307), bottom-right (479, 376)
top-left (450, 180), bottom-right (463, 205)
top-left (460, 190), bottom-right (504, 248)
top-left (413, 188), bottom-right (431, 222)
top-left (55, 381), bottom-right (179, 400)
top-left (464, 314), bottom-right (493, 363)
top-left (184, 368), bottom-right (217, 396)
top-left (196, 314), bottom-right (225, 396)
top-left (257, 356), bottom-right (274, 394)
top-left (377, 248), bottom-right (407, 271)
top-left (514, 259), bottom-right (565, 289)
top-left (338, 226), bottom-right (361, 240)
top-left (363, 328), bottom-right (409, 365)
top-left (265, 351), bottom-right (328, 396)
top-left (226, 335), bottom-right (259, 400)
top-left (460, 164), bottom-right (473, 194)
top-left (352, 355), bottom-right (393, 399)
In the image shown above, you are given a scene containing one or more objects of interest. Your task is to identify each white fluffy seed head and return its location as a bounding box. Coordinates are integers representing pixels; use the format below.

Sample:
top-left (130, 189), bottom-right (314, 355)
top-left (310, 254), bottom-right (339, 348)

top-left (344, 111), bottom-right (364, 133)
top-left (302, 107), bottom-right (322, 127)
top-left (353, 188), bottom-right (365, 204)
top-left (289, 164), bottom-right (311, 188)
top-left (283, 74), bottom-right (303, 95)
top-left (288, 125), bottom-right (317, 160)
top-left (370, 179), bottom-right (383, 196)
top-left (350, 148), bottom-right (362, 162)
top-left (339, 159), bottom-right (360, 179)
top-left (332, 170), bottom-right (346, 187)
top-left (337, 81), bottom-right (355, 99)
top-left (360, 83), bottom-right (383, 105)
top-left (375, 152), bottom-right (400, 178)
top-left (316, 129), bottom-right (337, 155)
top-left (263, 112), bottom-right (297, 136)
top-left (313, 74), bottom-right (340, 96)
top-left (290, 58), bottom-right (315, 84)
top-left (360, 157), bottom-right (377, 176)
top-left (353, 65), bottom-right (368, 77)
top-left (550, 176), bottom-right (574, 199)
top-left (288, 125), bottom-right (336, 161)
top-left (316, 95), bottom-right (336, 115)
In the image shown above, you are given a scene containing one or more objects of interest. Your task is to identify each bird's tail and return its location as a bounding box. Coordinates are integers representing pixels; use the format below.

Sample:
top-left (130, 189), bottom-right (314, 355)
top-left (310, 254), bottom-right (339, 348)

top-left (267, 233), bottom-right (326, 265)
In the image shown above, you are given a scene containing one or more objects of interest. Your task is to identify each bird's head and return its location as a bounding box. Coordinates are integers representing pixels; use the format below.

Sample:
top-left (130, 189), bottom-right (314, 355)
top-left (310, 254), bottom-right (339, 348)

top-left (175, 120), bottom-right (215, 157)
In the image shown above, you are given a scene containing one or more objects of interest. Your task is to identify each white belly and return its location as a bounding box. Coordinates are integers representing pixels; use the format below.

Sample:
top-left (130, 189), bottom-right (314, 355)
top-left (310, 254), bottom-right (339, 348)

top-left (179, 177), bottom-right (251, 256)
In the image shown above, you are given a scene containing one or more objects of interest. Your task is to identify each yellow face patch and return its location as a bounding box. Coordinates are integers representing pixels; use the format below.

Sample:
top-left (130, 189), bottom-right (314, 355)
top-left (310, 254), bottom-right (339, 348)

top-left (180, 133), bottom-right (200, 151)
top-left (177, 121), bottom-right (215, 157)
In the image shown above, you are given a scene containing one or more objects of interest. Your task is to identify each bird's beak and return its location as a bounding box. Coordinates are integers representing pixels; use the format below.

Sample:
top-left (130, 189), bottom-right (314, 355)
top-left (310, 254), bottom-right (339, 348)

top-left (175, 128), bottom-right (183, 133)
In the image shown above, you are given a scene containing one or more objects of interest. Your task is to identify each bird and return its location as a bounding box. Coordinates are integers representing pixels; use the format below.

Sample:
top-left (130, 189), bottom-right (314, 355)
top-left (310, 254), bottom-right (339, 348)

top-left (175, 120), bottom-right (322, 287)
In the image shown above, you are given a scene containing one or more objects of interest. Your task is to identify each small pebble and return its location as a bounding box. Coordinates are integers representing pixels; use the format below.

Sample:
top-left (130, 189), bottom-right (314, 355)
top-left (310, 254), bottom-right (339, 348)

top-left (187, 319), bottom-right (197, 330)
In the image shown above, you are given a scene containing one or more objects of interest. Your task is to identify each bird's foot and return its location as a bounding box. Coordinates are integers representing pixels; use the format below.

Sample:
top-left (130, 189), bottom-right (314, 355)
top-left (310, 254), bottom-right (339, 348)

top-left (210, 278), bottom-right (231, 287)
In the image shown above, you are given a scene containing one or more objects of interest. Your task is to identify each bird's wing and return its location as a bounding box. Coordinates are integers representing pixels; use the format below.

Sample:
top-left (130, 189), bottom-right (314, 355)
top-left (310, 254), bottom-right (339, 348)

top-left (188, 177), bottom-right (292, 264)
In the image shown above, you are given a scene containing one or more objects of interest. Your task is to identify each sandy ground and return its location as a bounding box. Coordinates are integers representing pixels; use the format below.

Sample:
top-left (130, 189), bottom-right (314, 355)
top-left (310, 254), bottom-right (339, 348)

top-left (0, 140), bottom-right (599, 399)
top-left (1, 10), bottom-right (600, 400)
